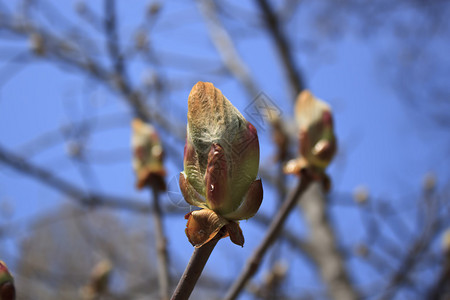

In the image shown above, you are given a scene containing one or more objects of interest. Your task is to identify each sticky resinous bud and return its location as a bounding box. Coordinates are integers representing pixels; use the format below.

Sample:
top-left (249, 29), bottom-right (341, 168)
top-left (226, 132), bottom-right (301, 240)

top-left (284, 90), bottom-right (337, 188)
top-left (180, 82), bottom-right (263, 247)
top-left (132, 119), bottom-right (166, 191)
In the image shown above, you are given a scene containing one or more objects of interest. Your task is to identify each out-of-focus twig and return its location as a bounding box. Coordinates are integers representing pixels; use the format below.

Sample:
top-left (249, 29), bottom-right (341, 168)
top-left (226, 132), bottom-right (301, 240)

top-left (252, 213), bottom-right (314, 257)
top-left (256, 0), bottom-right (305, 97)
top-left (299, 182), bottom-right (360, 300)
top-left (104, 0), bottom-right (124, 75)
top-left (0, 144), bottom-right (149, 213)
top-left (150, 186), bottom-right (171, 300)
top-left (224, 175), bottom-right (312, 300)
top-left (0, 15), bottom-right (185, 140)
top-left (378, 201), bottom-right (442, 300)
top-left (196, 0), bottom-right (260, 98)
top-left (426, 254), bottom-right (450, 300)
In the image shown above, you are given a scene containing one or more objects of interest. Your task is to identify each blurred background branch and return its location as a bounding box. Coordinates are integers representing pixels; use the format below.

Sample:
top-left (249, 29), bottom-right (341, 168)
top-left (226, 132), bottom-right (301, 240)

top-left (0, 0), bottom-right (448, 299)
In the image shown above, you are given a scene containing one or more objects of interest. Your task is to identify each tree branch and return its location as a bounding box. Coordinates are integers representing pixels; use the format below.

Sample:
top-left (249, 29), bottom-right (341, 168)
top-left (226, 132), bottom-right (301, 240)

top-left (0, 144), bottom-right (149, 213)
top-left (150, 186), bottom-right (171, 300)
top-left (299, 182), bottom-right (360, 300)
top-left (224, 175), bottom-right (312, 300)
top-left (256, 0), bottom-right (305, 97)
top-left (171, 230), bottom-right (225, 300)
top-left (196, 0), bottom-right (260, 98)
top-left (378, 216), bottom-right (441, 300)
top-left (104, 0), bottom-right (124, 75)
top-left (426, 252), bottom-right (450, 300)
top-left (0, 17), bottom-right (185, 140)
top-left (252, 213), bottom-right (315, 258)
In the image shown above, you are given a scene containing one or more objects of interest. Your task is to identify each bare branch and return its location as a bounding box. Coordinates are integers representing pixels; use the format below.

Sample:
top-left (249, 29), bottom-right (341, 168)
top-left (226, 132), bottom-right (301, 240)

top-left (196, 0), bottom-right (260, 98)
top-left (0, 16), bottom-right (184, 140)
top-left (378, 211), bottom-right (442, 300)
top-left (224, 175), bottom-right (312, 300)
top-left (252, 213), bottom-right (315, 258)
top-left (0, 144), bottom-right (149, 213)
top-left (256, 0), bottom-right (305, 97)
top-left (171, 230), bottom-right (225, 300)
top-left (103, 0), bottom-right (124, 75)
top-left (149, 187), bottom-right (171, 300)
top-left (426, 253), bottom-right (450, 300)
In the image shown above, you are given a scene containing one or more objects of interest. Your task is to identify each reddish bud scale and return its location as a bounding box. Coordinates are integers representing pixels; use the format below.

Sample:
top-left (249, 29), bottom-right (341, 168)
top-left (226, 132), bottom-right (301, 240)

top-left (205, 143), bottom-right (228, 211)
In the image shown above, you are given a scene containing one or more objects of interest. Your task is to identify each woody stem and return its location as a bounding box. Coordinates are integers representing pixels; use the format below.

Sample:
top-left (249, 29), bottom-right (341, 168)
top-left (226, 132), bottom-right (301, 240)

top-left (171, 230), bottom-right (225, 300)
top-left (150, 185), bottom-right (171, 300)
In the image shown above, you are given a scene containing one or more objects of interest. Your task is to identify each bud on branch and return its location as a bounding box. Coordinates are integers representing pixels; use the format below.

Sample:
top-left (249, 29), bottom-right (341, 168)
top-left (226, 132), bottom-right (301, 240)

top-left (132, 119), bottom-right (166, 191)
top-left (284, 90), bottom-right (337, 189)
top-left (180, 82), bottom-right (263, 247)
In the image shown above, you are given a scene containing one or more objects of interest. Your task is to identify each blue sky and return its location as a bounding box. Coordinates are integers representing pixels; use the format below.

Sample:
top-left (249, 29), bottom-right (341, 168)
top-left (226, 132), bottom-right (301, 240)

top-left (0, 1), bottom-right (449, 298)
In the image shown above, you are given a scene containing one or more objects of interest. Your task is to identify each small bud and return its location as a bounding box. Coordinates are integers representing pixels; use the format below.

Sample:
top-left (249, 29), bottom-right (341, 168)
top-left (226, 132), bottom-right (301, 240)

top-left (75, 1), bottom-right (87, 15)
top-left (147, 2), bottom-right (161, 17)
top-left (284, 90), bottom-right (337, 178)
top-left (66, 140), bottom-right (83, 157)
top-left (263, 261), bottom-right (288, 287)
top-left (0, 260), bottom-right (15, 300)
top-left (423, 172), bottom-right (436, 193)
top-left (29, 33), bottom-right (45, 56)
top-left (81, 260), bottom-right (112, 300)
top-left (132, 119), bottom-right (166, 190)
top-left (353, 186), bottom-right (369, 205)
top-left (134, 30), bottom-right (149, 51)
top-left (181, 82), bottom-right (263, 247)
top-left (354, 244), bottom-right (369, 258)
top-left (442, 229), bottom-right (450, 255)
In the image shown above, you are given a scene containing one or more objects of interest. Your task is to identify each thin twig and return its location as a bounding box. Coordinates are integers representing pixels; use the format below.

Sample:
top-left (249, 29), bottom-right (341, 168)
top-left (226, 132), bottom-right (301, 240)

top-left (256, 0), bottom-right (305, 97)
top-left (171, 230), bottom-right (225, 300)
top-left (378, 219), bottom-right (441, 300)
top-left (426, 253), bottom-right (450, 300)
top-left (0, 15), bottom-right (185, 140)
top-left (252, 213), bottom-right (314, 258)
top-left (104, 0), bottom-right (124, 75)
top-left (224, 175), bottom-right (312, 300)
top-left (377, 190), bottom-right (443, 300)
top-left (196, 0), bottom-right (260, 98)
top-left (0, 144), bottom-right (148, 213)
top-left (150, 185), bottom-right (171, 300)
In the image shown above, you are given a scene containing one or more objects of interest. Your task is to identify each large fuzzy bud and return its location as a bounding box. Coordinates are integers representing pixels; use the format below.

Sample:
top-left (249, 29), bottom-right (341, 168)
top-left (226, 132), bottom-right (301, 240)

top-left (180, 82), bottom-right (263, 247)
